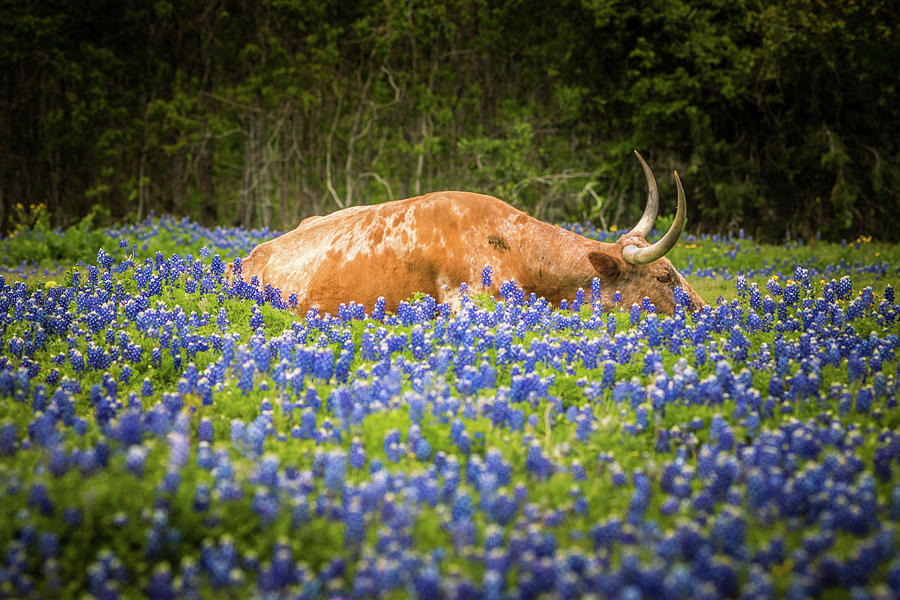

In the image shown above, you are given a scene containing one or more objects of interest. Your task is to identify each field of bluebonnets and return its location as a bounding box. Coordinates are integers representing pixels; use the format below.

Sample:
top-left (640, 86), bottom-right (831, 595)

top-left (1, 209), bottom-right (899, 599)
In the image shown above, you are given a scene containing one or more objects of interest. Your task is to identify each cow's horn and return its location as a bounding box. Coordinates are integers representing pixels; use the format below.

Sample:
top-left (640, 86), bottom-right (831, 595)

top-left (630, 150), bottom-right (659, 238)
top-left (622, 170), bottom-right (686, 264)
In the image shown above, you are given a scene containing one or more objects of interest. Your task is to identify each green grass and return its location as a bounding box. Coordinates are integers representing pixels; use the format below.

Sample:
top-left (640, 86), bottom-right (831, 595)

top-left (0, 216), bottom-right (898, 597)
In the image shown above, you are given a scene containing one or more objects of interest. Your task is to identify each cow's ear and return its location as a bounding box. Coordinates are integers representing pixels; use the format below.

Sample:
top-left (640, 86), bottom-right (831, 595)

top-left (588, 251), bottom-right (622, 282)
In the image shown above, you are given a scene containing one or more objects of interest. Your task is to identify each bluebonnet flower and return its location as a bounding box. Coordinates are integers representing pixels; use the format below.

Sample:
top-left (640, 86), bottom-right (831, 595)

top-left (383, 428), bottom-right (403, 461)
top-left (297, 409), bottom-right (316, 440)
top-left (155, 469), bottom-right (181, 496)
top-left (450, 489), bottom-right (474, 526)
top-left (341, 498), bottom-right (366, 547)
top-left (855, 386), bottom-right (873, 414)
top-left (314, 347), bottom-right (335, 381)
top-left (609, 463), bottom-right (627, 487)
top-left (216, 307), bottom-right (230, 332)
top-left (575, 413), bottom-right (594, 441)
top-left (349, 438), bottom-right (366, 469)
top-left (323, 450), bottom-right (347, 493)
top-left (96, 248), bottom-right (115, 270)
top-left (256, 454), bottom-right (280, 487)
top-left (848, 352), bottom-right (867, 383)
top-left (125, 445), bottom-right (149, 477)
top-left (28, 411), bottom-right (60, 448)
top-left (1, 422), bottom-right (18, 455)
top-left (193, 442), bottom-right (215, 470)
top-left (250, 335), bottom-right (271, 373)
top-left (729, 326), bottom-right (751, 363)
top-left (27, 482), bottom-right (54, 516)
top-left (784, 281), bottom-right (800, 305)
top-left (643, 316), bottom-right (662, 348)
top-left (251, 487), bottom-right (279, 524)
top-left (482, 265), bottom-right (493, 288)
top-left (249, 305), bottom-right (264, 329)
top-left (68, 349), bottom-right (85, 373)
top-left (196, 417), bottom-right (214, 443)
top-left (146, 562), bottom-right (176, 600)
top-left (589, 276), bottom-right (602, 305)
top-left (837, 276), bottom-right (853, 300)
top-left (414, 437), bottom-right (432, 461)
top-left (635, 405), bottom-right (649, 430)
top-left (241, 420), bottom-right (266, 457)
top-left (190, 482), bottom-right (212, 513)
top-left (525, 441), bottom-right (551, 479)
top-left (671, 285), bottom-right (690, 309)
top-left (629, 303), bottom-right (641, 325)
top-left (369, 296), bottom-right (387, 321)
top-left (571, 287), bottom-right (585, 313)
top-left (237, 361), bottom-right (255, 395)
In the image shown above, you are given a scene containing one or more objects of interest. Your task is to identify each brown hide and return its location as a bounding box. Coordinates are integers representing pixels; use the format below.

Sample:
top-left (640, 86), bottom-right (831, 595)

top-left (227, 191), bottom-right (706, 316)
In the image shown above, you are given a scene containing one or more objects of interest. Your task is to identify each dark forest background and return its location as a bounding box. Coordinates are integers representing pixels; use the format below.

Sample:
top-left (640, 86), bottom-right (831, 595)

top-left (2, 0), bottom-right (898, 241)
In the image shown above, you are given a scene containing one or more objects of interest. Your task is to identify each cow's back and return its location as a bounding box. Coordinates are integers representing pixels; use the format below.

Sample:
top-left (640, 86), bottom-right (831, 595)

top-left (239, 192), bottom-right (533, 313)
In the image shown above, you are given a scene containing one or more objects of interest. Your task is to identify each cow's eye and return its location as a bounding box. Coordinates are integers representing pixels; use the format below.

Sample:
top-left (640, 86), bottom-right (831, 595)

top-left (656, 274), bottom-right (672, 284)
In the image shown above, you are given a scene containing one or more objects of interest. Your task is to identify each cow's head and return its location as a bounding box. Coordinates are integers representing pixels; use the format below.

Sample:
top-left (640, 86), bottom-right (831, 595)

top-left (588, 151), bottom-right (707, 314)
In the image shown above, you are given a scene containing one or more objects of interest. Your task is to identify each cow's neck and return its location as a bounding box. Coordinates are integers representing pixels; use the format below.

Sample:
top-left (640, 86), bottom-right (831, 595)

top-left (513, 220), bottom-right (607, 301)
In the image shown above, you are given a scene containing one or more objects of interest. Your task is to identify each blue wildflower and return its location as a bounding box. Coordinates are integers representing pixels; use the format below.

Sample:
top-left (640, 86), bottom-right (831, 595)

top-left (414, 437), bottom-right (432, 461)
top-left (482, 265), bottom-right (493, 288)
top-left (323, 450), bottom-right (347, 493)
top-left (1, 422), bottom-right (18, 455)
top-left (124, 444), bottom-right (149, 477)
top-left (350, 438), bottom-right (366, 469)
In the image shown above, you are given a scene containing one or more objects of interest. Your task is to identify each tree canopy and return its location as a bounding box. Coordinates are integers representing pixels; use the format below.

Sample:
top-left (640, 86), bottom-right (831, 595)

top-left (2, 0), bottom-right (898, 241)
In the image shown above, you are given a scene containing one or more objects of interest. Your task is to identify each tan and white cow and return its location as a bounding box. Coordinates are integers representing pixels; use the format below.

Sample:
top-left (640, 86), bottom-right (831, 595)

top-left (227, 152), bottom-right (706, 315)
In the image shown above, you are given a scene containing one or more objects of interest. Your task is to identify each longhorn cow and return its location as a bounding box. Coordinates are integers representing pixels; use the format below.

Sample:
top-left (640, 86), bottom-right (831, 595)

top-left (227, 152), bottom-right (706, 315)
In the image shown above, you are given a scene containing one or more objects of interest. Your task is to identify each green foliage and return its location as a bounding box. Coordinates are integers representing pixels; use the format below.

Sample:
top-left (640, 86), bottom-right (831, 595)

top-left (0, 203), bottom-right (110, 267)
top-left (1, 0), bottom-right (897, 240)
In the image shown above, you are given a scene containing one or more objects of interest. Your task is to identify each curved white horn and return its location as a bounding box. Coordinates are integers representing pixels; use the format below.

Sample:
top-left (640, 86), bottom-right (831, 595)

top-left (622, 170), bottom-right (686, 265)
top-left (629, 150), bottom-right (659, 237)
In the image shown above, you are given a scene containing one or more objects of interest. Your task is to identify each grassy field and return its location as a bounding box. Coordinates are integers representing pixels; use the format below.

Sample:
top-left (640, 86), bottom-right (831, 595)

top-left (0, 215), bottom-right (899, 598)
